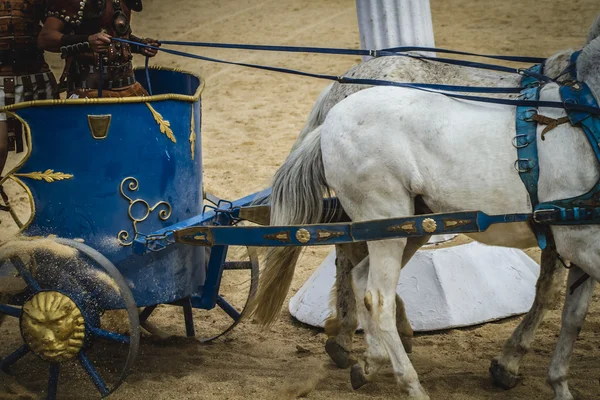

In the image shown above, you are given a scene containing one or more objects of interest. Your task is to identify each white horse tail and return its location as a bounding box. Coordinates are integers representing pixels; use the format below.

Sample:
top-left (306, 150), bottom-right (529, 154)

top-left (246, 126), bottom-right (329, 326)
top-left (290, 83), bottom-right (333, 152)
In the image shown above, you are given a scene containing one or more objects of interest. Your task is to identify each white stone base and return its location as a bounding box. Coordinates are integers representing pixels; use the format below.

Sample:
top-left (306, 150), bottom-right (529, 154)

top-left (289, 242), bottom-right (540, 332)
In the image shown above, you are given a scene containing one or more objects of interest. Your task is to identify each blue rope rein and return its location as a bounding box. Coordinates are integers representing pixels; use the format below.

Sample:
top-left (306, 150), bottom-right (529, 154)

top-left (118, 37), bottom-right (532, 93)
top-left (158, 40), bottom-right (546, 64)
top-left (144, 55), bottom-right (153, 95)
top-left (117, 38), bottom-right (599, 116)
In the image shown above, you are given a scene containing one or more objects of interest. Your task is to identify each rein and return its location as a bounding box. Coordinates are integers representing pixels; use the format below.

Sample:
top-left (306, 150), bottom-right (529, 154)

top-left (115, 38), bottom-right (548, 95)
top-left (118, 38), bottom-right (600, 117)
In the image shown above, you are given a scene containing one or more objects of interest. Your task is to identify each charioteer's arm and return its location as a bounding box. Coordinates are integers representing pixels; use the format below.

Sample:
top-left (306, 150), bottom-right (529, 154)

top-left (38, 17), bottom-right (111, 56)
top-left (129, 34), bottom-right (161, 57)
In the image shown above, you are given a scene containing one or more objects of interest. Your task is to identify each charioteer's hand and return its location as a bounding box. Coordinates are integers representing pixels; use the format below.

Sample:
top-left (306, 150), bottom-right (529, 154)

top-left (140, 37), bottom-right (160, 57)
top-left (88, 32), bottom-right (112, 53)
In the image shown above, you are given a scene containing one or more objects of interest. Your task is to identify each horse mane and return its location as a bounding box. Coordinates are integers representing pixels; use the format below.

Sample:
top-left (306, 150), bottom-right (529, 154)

top-left (543, 50), bottom-right (573, 80)
top-left (577, 35), bottom-right (600, 97)
top-left (587, 14), bottom-right (600, 44)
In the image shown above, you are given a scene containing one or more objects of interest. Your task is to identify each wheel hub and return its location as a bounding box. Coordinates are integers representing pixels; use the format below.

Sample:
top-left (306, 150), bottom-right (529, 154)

top-left (20, 291), bottom-right (86, 363)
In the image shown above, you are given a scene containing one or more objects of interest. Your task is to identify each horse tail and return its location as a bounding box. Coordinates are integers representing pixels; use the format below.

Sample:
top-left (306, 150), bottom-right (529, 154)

top-left (246, 126), bottom-right (329, 326)
top-left (290, 83), bottom-right (333, 152)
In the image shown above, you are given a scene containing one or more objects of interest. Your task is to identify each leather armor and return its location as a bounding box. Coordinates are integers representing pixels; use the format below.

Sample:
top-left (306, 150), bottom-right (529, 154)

top-left (47, 0), bottom-right (144, 92)
top-left (0, 0), bottom-right (49, 74)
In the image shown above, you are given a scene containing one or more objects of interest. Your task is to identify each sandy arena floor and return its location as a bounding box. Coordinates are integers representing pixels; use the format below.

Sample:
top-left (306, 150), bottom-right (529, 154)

top-left (2, 0), bottom-right (600, 399)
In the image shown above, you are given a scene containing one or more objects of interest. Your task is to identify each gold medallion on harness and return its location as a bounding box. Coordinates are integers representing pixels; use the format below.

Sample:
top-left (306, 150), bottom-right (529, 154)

top-left (295, 228), bottom-right (311, 243)
top-left (422, 218), bottom-right (437, 233)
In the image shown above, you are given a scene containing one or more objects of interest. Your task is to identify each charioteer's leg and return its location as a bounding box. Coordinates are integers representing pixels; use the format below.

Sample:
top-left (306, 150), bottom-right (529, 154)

top-left (0, 121), bottom-right (7, 178)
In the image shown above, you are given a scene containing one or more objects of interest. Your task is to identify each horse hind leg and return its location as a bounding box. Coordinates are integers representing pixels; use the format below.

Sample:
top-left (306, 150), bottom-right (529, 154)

top-left (348, 256), bottom-right (389, 388)
top-left (547, 265), bottom-right (595, 400)
top-left (324, 243), bottom-right (363, 369)
top-left (490, 246), bottom-right (567, 389)
top-left (357, 239), bottom-right (428, 399)
top-left (326, 234), bottom-right (428, 369)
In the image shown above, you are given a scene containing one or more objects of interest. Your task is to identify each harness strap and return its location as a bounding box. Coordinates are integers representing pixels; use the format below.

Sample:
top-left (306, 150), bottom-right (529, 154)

top-left (532, 114), bottom-right (570, 139)
top-left (569, 272), bottom-right (591, 294)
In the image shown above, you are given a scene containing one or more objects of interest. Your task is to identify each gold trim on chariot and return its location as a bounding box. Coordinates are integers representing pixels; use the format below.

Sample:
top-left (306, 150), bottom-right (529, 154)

top-left (0, 66), bottom-right (205, 113)
top-left (117, 177), bottom-right (173, 246)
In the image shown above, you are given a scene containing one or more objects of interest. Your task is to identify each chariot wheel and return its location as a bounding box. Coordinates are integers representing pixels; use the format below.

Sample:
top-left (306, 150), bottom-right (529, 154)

top-left (0, 238), bottom-right (140, 399)
top-left (139, 245), bottom-right (259, 343)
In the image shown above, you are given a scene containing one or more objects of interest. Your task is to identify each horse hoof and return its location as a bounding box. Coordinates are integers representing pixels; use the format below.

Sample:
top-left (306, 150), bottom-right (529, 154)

top-left (489, 358), bottom-right (520, 389)
top-left (325, 337), bottom-right (351, 369)
top-left (350, 362), bottom-right (369, 390)
top-left (401, 335), bottom-right (413, 354)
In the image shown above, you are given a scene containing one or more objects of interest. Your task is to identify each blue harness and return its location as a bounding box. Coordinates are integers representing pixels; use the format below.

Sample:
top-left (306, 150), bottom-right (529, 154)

top-left (515, 52), bottom-right (600, 249)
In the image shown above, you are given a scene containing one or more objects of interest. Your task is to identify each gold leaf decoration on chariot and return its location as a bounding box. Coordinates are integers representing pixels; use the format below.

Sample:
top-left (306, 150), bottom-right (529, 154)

top-left (190, 107), bottom-right (196, 160)
top-left (14, 169), bottom-right (74, 183)
top-left (145, 103), bottom-right (176, 144)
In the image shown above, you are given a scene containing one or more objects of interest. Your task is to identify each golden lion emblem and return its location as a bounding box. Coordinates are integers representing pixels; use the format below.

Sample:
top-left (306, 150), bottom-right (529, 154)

top-left (20, 291), bottom-right (85, 362)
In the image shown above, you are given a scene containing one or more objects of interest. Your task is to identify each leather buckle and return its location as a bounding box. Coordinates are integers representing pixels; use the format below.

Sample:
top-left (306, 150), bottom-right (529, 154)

top-left (533, 209), bottom-right (558, 223)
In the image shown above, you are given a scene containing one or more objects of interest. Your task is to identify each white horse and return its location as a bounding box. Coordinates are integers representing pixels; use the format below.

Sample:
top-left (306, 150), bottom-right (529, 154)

top-left (290, 41), bottom-right (581, 378)
top-left (291, 16), bottom-right (600, 387)
top-left (247, 15), bottom-right (600, 400)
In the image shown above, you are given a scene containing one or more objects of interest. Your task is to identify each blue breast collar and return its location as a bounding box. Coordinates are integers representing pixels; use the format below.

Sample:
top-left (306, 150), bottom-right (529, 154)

top-left (515, 53), bottom-right (600, 249)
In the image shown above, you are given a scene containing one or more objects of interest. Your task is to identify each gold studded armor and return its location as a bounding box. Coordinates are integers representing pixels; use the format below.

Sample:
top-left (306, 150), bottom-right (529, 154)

top-left (47, 0), bottom-right (146, 95)
top-left (0, 0), bottom-right (50, 75)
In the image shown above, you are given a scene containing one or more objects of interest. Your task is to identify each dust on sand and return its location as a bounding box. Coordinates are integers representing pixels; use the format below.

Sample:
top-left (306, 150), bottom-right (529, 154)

top-left (2, 0), bottom-right (600, 399)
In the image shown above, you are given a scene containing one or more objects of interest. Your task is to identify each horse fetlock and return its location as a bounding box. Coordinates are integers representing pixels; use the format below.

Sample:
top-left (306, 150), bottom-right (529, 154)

top-left (406, 384), bottom-right (430, 400)
top-left (548, 378), bottom-right (574, 400)
top-left (489, 358), bottom-right (521, 389)
top-left (324, 316), bottom-right (342, 337)
top-left (325, 337), bottom-right (352, 369)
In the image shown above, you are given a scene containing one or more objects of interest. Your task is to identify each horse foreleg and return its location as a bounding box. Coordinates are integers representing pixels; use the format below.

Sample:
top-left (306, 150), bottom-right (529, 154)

top-left (490, 247), bottom-right (566, 387)
top-left (547, 266), bottom-right (595, 400)
top-left (490, 246), bottom-right (567, 389)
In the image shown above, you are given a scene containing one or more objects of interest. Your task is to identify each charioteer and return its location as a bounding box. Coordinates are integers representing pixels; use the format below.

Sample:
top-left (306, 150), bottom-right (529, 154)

top-left (0, 0), bottom-right (58, 180)
top-left (38, 0), bottom-right (159, 98)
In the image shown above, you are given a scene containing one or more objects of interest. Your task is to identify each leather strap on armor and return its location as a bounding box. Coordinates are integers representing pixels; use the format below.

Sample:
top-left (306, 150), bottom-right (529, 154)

top-left (59, 34), bottom-right (91, 58)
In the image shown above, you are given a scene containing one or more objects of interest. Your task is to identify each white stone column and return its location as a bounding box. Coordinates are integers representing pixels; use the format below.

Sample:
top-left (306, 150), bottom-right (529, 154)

top-left (356, 0), bottom-right (436, 61)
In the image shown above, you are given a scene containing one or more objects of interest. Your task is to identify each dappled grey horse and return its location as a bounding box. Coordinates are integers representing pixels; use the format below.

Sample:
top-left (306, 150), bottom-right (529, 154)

top-left (249, 14), bottom-right (600, 400)
top-left (290, 20), bottom-right (600, 385)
